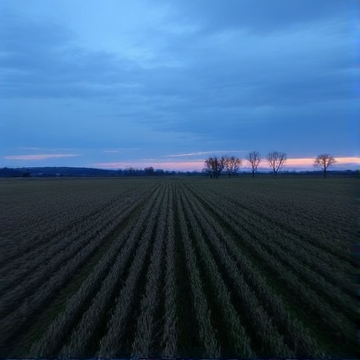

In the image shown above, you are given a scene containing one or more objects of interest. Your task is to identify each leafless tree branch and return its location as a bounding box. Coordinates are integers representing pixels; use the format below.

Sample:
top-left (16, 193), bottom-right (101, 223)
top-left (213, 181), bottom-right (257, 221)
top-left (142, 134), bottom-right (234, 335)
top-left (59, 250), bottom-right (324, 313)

top-left (204, 156), bottom-right (225, 179)
top-left (246, 151), bottom-right (261, 178)
top-left (224, 155), bottom-right (242, 177)
top-left (314, 154), bottom-right (336, 178)
top-left (266, 151), bottom-right (287, 177)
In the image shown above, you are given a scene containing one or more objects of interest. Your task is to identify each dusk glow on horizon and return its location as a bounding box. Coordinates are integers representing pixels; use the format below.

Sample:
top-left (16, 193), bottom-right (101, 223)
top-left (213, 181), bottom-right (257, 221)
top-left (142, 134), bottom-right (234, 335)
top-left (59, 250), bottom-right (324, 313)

top-left (1, 0), bottom-right (358, 171)
top-left (94, 156), bottom-right (360, 172)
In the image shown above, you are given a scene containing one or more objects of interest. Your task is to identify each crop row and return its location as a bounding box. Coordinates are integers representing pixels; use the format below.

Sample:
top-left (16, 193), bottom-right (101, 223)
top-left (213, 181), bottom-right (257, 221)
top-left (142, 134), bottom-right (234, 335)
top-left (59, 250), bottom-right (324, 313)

top-left (189, 182), bottom-right (354, 285)
top-left (189, 180), bottom-right (353, 262)
top-left (181, 182), bottom-right (356, 354)
top-left (29, 184), bottom-right (163, 357)
top-left (175, 185), bottom-right (221, 358)
top-left (0, 180), bottom-right (142, 259)
top-left (96, 184), bottom-right (167, 358)
top-left (0, 181), bottom-right (156, 271)
top-left (131, 184), bottom-right (169, 357)
top-left (0, 178), bottom-right (356, 358)
top-left (0, 182), bottom-right (157, 318)
top-left (178, 183), bottom-right (326, 356)
top-left (161, 182), bottom-right (178, 357)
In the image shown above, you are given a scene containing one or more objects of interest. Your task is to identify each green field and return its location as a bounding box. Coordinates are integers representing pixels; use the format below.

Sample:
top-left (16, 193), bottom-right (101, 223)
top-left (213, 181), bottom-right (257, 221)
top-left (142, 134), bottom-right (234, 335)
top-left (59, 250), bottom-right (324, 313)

top-left (0, 176), bottom-right (358, 358)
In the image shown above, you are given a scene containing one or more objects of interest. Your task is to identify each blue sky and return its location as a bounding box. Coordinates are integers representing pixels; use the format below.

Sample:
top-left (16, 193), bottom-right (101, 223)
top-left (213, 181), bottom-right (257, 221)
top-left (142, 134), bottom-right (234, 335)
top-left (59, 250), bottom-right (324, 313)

top-left (1, 0), bottom-right (359, 171)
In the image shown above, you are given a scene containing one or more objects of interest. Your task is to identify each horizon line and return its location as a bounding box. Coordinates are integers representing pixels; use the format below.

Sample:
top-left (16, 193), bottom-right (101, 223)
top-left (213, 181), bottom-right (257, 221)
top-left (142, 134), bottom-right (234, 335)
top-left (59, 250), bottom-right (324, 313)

top-left (2, 156), bottom-right (359, 173)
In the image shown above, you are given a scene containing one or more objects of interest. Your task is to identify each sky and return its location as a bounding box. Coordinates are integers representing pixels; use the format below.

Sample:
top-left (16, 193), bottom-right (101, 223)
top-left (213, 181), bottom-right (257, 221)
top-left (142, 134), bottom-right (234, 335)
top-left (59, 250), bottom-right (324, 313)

top-left (1, 0), bottom-right (359, 171)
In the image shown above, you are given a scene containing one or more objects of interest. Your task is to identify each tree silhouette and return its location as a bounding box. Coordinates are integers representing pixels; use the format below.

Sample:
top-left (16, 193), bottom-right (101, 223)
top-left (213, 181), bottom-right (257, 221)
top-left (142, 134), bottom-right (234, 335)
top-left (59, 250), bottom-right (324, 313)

top-left (204, 156), bottom-right (225, 179)
top-left (224, 156), bottom-right (242, 177)
top-left (266, 151), bottom-right (287, 177)
top-left (246, 151), bottom-right (261, 178)
top-left (314, 154), bottom-right (336, 178)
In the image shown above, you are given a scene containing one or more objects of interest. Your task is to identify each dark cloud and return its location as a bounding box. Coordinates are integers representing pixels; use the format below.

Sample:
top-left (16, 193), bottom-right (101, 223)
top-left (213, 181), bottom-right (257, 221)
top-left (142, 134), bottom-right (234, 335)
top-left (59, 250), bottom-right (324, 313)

top-left (0, 1), bottom-right (358, 166)
top-left (1, 4), bottom-right (355, 106)
top-left (0, 10), bottom-right (143, 99)
top-left (171, 0), bottom-right (354, 35)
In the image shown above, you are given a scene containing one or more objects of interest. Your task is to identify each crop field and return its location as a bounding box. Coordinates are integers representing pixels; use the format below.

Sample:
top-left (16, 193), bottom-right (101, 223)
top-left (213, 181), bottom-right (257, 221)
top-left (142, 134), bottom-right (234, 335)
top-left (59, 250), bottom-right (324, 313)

top-left (0, 176), bottom-right (358, 358)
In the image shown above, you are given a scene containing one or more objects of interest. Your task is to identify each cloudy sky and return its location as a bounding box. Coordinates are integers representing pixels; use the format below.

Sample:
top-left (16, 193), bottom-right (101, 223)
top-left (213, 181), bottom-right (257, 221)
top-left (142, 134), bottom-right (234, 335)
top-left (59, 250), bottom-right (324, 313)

top-left (1, 0), bottom-right (359, 171)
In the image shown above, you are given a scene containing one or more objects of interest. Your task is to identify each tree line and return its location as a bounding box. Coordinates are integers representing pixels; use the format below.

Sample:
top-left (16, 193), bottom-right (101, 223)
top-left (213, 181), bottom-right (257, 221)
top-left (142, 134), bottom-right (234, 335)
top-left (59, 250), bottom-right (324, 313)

top-left (204, 152), bottom-right (336, 178)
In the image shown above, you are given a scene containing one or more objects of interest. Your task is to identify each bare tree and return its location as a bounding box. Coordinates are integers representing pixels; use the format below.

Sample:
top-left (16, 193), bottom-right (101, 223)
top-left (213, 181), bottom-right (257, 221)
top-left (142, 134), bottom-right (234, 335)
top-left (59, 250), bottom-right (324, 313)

top-left (224, 156), bottom-right (242, 177)
top-left (204, 156), bottom-right (225, 179)
top-left (246, 151), bottom-right (261, 178)
top-left (314, 154), bottom-right (336, 178)
top-left (266, 151), bottom-right (287, 177)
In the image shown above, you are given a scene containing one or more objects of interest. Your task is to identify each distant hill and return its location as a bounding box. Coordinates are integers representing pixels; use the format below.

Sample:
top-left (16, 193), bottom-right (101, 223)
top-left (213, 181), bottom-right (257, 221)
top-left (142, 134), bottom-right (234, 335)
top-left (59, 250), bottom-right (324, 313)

top-left (0, 167), bottom-right (120, 177)
top-left (28, 167), bottom-right (120, 177)
top-left (0, 166), bottom-right (178, 177)
top-left (0, 168), bottom-right (25, 177)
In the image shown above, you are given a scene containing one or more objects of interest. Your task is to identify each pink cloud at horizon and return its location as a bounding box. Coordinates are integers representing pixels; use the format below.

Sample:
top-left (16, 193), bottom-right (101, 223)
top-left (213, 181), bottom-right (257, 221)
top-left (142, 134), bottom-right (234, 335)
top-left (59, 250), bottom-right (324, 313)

top-left (3, 154), bottom-right (358, 170)
top-left (95, 156), bottom-right (360, 171)
top-left (4, 154), bottom-right (81, 160)
top-left (284, 156), bottom-right (360, 168)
